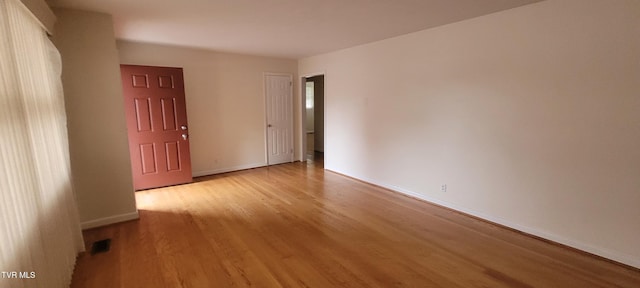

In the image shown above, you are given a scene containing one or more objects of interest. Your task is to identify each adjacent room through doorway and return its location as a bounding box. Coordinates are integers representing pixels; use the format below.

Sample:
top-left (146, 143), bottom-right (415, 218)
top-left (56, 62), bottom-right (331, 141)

top-left (304, 75), bottom-right (324, 164)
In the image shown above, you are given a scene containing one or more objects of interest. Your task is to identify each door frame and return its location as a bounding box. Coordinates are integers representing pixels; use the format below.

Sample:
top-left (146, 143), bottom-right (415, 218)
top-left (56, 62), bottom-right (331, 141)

top-left (263, 72), bottom-right (294, 165)
top-left (299, 72), bottom-right (325, 162)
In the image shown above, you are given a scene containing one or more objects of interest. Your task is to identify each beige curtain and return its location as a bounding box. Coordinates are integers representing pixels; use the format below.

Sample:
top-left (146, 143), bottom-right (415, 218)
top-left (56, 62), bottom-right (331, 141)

top-left (0, 0), bottom-right (84, 287)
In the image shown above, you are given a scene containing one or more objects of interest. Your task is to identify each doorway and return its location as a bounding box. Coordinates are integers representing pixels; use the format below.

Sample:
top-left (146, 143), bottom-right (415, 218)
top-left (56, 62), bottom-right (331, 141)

top-left (303, 75), bottom-right (324, 163)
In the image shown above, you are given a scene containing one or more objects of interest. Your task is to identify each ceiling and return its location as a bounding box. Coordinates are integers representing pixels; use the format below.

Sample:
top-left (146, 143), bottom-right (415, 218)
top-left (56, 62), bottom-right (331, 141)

top-left (48, 0), bottom-right (542, 59)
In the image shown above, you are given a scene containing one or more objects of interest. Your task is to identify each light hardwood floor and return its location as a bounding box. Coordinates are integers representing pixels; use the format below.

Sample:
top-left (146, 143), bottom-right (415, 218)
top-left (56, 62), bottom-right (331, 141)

top-left (72, 159), bottom-right (640, 287)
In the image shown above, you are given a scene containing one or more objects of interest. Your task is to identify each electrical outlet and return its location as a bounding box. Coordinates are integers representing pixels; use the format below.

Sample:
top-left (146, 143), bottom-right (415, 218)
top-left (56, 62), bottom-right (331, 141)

top-left (440, 184), bottom-right (447, 192)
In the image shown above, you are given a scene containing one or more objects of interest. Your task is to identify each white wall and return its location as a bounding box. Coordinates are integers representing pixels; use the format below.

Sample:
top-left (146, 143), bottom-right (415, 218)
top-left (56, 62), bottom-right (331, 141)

top-left (117, 41), bottom-right (298, 176)
top-left (299, 0), bottom-right (640, 268)
top-left (52, 8), bottom-right (138, 228)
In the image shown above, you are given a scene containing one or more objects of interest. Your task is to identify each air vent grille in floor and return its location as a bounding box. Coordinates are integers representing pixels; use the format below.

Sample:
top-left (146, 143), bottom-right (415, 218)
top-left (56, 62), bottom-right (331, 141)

top-left (90, 239), bottom-right (111, 255)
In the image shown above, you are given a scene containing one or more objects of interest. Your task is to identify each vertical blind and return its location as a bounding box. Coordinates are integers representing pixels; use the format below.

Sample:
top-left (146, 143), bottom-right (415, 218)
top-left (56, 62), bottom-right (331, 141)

top-left (0, 0), bottom-right (84, 287)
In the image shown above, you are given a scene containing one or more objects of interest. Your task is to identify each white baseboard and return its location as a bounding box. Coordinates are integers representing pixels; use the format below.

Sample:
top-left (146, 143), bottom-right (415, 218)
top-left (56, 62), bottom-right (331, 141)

top-left (328, 169), bottom-right (640, 269)
top-left (193, 162), bottom-right (267, 178)
top-left (81, 210), bottom-right (139, 230)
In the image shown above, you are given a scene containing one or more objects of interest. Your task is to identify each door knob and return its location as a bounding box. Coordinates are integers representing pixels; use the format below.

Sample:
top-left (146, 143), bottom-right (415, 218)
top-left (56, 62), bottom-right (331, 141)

top-left (181, 125), bottom-right (188, 130)
top-left (182, 134), bottom-right (188, 140)
top-left (267, 124), bottom-right (272, 127)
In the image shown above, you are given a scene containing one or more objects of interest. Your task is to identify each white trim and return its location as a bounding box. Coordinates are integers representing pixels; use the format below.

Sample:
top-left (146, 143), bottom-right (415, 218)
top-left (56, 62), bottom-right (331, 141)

top-left (322, 74), bottom-right (327, 156)
top-left (302, 71), bottom-right (325, 78)
top-left (300, 77), bottom-right (307, 161)
top-left (300, 72), bottom-right (326, 162)
top-left (81, 210), bottom-right (139, 230)
top-left (193, 162), bottom-right (267, 177)
top-left (327, 168), bottom-right (640, 269)
top-left (19, 0), bottom-right (56, 34)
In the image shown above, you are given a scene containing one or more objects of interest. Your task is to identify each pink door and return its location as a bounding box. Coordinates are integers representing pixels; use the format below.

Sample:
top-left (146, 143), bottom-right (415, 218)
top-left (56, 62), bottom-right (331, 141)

top-left (120, 65), bottom-right (192, 190)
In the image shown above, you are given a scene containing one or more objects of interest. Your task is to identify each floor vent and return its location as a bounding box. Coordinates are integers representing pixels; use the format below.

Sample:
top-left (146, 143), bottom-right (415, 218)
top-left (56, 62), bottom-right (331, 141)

top-left (90, 239), bottom-right (111, 255)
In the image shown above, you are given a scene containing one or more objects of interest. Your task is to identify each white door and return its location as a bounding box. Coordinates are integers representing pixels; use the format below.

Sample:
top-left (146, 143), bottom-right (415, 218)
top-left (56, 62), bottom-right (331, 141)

top-left (265, 74), bottom-right (293, 165)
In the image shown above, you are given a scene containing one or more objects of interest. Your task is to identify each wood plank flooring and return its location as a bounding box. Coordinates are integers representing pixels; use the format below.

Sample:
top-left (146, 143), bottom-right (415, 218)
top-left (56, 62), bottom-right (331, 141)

top-left (72, 159), bottom-right (640, 287)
